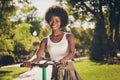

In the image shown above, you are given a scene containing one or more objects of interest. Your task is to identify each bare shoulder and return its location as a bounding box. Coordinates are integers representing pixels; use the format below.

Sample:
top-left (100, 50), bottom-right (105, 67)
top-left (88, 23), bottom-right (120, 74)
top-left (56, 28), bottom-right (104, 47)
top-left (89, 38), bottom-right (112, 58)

top-left (66, 33), bottom-right (74, 40)
top-left (41, 37), bottom-right (48, 44)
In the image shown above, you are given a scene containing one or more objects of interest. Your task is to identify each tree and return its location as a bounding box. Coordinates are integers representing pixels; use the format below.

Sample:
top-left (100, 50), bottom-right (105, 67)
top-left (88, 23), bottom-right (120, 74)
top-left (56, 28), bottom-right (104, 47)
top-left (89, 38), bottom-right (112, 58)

top-left (70, 27), bottom-right (93, 57)
top-left (0, 0), bottom-right (16, 52)
top-left (57, 0), bottom-right (120, 62)
top-left (13, 22), bottom-right (34, 62)
top-left (107, 0), bottom-right (120, 57)
top-left (0, 0), bottom-right (43, 63)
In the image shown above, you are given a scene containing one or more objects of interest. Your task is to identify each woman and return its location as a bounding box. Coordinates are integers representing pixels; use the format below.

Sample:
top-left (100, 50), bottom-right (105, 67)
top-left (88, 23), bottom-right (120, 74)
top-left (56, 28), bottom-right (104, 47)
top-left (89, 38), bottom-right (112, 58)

top-left (24, 5), bottom-right (82, 80)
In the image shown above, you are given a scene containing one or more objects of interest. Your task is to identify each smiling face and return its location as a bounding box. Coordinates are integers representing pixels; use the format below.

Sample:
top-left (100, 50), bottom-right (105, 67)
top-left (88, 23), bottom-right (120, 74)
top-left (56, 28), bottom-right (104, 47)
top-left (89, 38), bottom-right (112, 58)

top-left (48, 16), bottom-right (61, 31)
top-left (45, 5), bottom-right (68, 28)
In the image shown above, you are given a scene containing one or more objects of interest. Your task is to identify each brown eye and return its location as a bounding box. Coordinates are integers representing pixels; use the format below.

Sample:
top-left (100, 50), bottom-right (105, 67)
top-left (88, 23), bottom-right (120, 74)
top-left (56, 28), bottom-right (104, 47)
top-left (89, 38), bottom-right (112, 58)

top-left (55, 19), bottom-right (59, 23)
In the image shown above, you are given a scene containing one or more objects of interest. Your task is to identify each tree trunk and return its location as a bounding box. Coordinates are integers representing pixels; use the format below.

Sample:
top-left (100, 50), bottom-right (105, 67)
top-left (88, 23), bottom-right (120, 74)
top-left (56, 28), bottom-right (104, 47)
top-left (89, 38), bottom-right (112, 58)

top-left (90, 14), bottom-right (108, 61)
top-left (108, 0), bottom-right (120, 57)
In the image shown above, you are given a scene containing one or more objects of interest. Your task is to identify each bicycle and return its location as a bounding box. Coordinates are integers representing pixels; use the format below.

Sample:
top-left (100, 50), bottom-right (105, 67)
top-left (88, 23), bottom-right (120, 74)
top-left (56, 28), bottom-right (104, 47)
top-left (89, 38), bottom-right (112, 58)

top-left (20, 60), bottom-right (60, 80)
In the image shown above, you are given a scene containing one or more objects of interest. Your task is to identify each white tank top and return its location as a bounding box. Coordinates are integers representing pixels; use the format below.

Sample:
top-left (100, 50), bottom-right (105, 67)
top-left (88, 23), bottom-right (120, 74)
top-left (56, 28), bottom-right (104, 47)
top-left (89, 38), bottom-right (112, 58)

top-left (47, 33), bottom-right (69, 62)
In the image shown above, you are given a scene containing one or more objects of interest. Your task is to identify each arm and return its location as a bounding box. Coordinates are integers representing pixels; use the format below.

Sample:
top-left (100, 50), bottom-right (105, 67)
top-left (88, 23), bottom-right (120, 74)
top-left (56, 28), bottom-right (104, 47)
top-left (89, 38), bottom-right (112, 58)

top-left (23, 38), bottom-right (47, 68)
top-left (59, 33), bottom-right (76, 65)
top-left (31, 38), bottom-right (47, 62)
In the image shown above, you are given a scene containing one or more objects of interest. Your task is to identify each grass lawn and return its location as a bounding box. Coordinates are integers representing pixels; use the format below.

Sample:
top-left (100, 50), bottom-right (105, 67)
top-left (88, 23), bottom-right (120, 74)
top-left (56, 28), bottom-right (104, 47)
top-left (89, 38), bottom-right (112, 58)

top-left (0, 67), bottom-right (29, 80)
top-left (74, 60), bottom-right (120, 80)
top-left (0, 60), bottom-right (120, 80)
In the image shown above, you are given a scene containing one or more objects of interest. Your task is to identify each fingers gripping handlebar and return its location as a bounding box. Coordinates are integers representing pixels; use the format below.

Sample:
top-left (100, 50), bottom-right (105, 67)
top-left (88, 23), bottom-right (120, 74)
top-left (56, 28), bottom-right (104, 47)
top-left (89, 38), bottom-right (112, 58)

top-left (20, 61), bottom-right (61, 68)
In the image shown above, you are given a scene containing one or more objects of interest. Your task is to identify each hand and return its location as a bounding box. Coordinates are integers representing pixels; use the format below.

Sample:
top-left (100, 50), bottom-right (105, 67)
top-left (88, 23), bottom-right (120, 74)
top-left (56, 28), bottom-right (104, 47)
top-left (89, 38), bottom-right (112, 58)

top-left (23, 61), bottom-right (32, 69)
top-left (59, 58), bottom-right (68, 66)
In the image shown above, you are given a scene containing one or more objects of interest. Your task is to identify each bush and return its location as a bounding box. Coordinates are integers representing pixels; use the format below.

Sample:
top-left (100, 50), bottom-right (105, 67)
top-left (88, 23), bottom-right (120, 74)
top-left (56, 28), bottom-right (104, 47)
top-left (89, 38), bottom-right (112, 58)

top-left (0, 52), bottom-right (15, 66)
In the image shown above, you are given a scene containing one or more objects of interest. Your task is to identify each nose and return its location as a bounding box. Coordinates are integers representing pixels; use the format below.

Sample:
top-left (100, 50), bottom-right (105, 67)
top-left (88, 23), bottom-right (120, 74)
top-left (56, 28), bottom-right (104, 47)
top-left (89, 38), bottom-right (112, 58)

top-left (50, 20), bottom-right (56, 26)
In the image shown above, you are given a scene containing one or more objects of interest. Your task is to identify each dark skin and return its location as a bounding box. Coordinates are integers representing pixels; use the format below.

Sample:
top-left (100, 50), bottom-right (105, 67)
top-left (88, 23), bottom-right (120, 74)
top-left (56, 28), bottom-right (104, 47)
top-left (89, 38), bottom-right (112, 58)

top-left (23, 16), bottom-right (76, 68)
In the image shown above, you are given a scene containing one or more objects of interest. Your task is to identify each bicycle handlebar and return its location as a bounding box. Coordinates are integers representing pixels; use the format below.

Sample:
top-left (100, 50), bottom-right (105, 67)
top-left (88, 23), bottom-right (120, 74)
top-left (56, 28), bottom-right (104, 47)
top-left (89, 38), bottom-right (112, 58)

top-left (20, 61), bottom-right (61, 68)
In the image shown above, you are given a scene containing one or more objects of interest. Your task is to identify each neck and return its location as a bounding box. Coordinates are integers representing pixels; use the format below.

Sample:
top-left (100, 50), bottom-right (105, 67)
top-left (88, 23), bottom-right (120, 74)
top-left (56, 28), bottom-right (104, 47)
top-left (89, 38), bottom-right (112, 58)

top-left (52, 30), bottom-right (63, 36)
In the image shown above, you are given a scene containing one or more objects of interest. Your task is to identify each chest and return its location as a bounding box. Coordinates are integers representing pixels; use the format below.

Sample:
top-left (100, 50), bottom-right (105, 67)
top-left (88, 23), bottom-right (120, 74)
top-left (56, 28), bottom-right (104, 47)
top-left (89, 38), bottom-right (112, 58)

top-left (47, 37), bottom-right (69, 55)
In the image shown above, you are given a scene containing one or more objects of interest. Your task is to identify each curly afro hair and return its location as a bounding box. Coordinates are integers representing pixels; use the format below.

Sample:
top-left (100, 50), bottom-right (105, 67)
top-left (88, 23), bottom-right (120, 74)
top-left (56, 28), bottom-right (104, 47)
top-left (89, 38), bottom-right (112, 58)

top-left (45, 5), bottom-right (68, 28)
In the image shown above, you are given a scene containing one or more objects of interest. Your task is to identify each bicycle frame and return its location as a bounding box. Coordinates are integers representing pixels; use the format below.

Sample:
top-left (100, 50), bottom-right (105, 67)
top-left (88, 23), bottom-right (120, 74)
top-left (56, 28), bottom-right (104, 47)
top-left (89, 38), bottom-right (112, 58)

top-left (43, 68), bottom-right (46, 80)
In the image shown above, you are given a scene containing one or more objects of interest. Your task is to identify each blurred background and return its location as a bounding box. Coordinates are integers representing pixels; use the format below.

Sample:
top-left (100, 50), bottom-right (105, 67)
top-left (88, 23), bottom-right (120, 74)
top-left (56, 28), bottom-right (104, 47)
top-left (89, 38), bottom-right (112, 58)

top-left (0, 0), bottom-right (120, 80)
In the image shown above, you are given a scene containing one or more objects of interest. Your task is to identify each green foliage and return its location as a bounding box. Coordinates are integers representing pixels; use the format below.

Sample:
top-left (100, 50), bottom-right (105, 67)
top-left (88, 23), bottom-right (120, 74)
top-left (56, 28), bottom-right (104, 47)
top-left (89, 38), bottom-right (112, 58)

top-left (13, 22), bottom-right (34, 62)
top-left (14, 41), bottom-right (28, 55)
top-left (64, 0), bottom-right (117, 62)
top-left (0, 0), bottom-right (17, 52)
top-left (13, 22), bottom-right (33, 51)
top-left (5, 39), bottom-right (14, 51)
top-left (29, 18), bottom-right (43, 36)
top-left (1, 39), bottom-right (14, 52)
top-left (21, 6), bottom-right (37, 13)
top-left (0, 0), bottom-right (42, 63)
top-left (38, 26), bottom-right (51, 40)
top-left (70, 27), bottom-right (93, 56)
top-left (0, 55), bottom-right (15, 66)
top-left (0, 52), bottom-right (15, 66)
